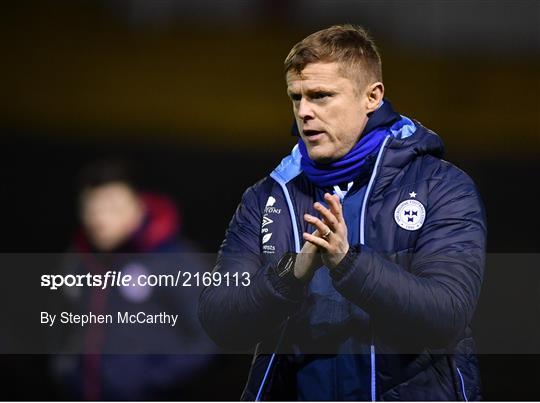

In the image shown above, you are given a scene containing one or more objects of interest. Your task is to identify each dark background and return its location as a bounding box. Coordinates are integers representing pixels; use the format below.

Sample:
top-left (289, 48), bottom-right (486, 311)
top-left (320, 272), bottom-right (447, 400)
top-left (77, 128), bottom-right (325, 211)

top-left (1, 0), bottom-right (539, 400)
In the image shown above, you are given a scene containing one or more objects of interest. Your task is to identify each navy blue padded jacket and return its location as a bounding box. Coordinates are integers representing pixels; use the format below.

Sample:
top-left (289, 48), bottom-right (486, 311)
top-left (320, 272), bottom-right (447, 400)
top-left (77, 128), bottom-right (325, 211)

top-left (199, 118), bottom-right (486, 401)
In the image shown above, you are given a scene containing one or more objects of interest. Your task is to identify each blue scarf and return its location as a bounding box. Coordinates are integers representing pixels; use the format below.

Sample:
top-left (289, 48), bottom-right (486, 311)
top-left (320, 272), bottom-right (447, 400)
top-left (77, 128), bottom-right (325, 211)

top-left (296, 100), bottom-right (410, 188)
top-left (298, 127), bottom-right (388, 187)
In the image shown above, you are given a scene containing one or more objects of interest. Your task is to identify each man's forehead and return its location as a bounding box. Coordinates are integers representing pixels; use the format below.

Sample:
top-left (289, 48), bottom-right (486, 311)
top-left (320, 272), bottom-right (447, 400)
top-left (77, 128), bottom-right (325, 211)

top-left (287, 62), bottom-right (343, 80)
top-left (287, 62), bottom-right (349, 87)
top-left (286, 61), bottom-right (363, 90)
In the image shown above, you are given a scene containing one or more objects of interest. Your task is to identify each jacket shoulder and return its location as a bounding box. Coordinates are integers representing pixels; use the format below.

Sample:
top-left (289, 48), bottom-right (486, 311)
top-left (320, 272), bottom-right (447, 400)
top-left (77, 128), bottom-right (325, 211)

top-left (241, 176), bottom-right (278, 206)
top-left (424, 155), bottom-right (477, 186)
top-left (424, 156), bottom-right (484, 208)
top-left (219, 176), bottom-right (279, 254)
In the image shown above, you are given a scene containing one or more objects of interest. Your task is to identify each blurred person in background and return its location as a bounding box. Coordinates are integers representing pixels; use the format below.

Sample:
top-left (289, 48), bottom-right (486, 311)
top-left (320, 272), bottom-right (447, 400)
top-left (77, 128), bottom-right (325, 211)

top-left (51, 159), bottom-right (217, 400)
top-left (200, 25), bottom-right (486, 401)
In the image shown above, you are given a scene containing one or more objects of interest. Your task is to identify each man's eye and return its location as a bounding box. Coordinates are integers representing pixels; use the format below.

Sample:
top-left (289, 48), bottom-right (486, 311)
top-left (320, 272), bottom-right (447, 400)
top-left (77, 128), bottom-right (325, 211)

top-left (290, 94), bottom-right (301, 102)
top-left (313, 92), bottom-right (332, 100)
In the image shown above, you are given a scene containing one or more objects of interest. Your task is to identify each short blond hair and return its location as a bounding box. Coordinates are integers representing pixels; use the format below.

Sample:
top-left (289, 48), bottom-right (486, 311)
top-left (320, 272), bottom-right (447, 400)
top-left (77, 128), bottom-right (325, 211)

top-left (284, 24), bottom-right (382, 87)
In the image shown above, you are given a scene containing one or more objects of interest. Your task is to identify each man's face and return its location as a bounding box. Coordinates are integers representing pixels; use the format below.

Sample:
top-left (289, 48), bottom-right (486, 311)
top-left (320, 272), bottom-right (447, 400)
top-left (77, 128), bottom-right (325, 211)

top-left (80, 182), bottom-right (144, 252)
top-left (286, 62), bottom-right (371, 163)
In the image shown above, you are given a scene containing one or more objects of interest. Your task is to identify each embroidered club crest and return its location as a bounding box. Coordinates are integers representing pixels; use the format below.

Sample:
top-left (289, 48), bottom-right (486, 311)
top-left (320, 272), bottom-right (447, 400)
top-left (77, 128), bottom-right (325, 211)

top-left (394, 197), bottom-right (426, 231)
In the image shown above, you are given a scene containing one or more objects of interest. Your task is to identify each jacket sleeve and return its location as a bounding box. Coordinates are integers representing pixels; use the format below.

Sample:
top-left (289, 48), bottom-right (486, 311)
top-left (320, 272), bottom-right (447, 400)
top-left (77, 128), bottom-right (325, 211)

top-left (331, 175), bottom-right (486, 348)
top-left (198, 184), bottom-right (305, 350)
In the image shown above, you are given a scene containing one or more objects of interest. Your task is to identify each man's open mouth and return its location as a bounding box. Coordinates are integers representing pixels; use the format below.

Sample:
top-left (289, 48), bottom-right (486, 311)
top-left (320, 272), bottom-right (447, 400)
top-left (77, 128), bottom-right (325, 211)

top-left (303, 130), bottom-right (324, 137)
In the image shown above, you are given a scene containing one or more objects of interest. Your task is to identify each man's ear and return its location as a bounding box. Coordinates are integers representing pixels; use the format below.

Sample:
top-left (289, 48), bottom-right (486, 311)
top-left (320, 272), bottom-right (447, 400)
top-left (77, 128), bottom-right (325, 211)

top-left (365, 81), bottom-right (384, 113)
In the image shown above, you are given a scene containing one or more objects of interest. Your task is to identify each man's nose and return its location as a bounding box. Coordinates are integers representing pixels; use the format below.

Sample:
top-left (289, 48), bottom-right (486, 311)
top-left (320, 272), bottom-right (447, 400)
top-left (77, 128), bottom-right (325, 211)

top-left (297, 98), bottom-right (314, 121)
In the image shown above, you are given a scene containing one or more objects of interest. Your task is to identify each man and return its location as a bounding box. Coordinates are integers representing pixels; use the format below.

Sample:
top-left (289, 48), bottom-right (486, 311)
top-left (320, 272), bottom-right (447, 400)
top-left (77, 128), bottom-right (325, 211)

top-left (51, 160), bottom-right (217, 400)
top-left (200, 25), bottom-right (486, 401)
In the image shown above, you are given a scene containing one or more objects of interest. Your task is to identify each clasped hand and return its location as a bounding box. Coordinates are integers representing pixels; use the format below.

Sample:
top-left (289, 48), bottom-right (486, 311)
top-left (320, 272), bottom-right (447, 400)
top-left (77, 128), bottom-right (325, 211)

top-left (293, 193), bottom-right (349, 282)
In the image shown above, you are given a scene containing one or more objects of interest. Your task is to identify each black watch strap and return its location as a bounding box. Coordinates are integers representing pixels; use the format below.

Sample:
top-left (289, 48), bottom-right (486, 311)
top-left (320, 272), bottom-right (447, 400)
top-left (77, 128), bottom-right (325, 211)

top-left (275, 252), bottom-right (297, 278)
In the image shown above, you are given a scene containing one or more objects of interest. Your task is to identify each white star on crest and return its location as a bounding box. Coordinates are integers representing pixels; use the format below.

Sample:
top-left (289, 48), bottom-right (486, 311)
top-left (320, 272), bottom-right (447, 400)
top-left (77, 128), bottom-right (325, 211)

top-left (409, 192), bottom-right (417, 198)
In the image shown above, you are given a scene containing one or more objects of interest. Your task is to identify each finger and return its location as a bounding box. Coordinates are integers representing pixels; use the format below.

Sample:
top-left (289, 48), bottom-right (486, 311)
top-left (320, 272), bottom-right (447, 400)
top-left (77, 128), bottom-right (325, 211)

top-left (304, 213), bottom-right (332, 237)
top-left (324, 193), bottom-right (343, 222)
top-left (313, 202), bottom-right (339, 229)
top-left (303, 232), bottom-right (330, 250)
top-left (324, 193), bottom-right (342, 218)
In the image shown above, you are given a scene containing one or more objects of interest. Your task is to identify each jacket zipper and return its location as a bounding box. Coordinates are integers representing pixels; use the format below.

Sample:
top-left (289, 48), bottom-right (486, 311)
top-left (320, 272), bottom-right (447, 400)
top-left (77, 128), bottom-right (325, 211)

top-left (360, 135), bottom-right (391, 402)
top-left (456, 367), bottom-right (468, 401)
